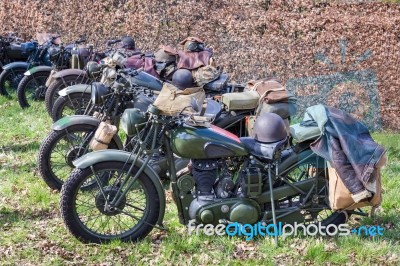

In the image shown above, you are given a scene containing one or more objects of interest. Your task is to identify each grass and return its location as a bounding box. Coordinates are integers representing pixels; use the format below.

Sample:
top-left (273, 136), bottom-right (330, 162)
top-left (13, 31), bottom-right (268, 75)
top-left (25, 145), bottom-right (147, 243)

top-left (0, 92), bottom-right (399, 265)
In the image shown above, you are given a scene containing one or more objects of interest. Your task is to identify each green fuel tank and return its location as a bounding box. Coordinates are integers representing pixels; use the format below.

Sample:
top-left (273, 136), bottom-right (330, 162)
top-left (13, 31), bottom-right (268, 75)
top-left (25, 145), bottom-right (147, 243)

top-left (170, 124), bottom-right (248, 159)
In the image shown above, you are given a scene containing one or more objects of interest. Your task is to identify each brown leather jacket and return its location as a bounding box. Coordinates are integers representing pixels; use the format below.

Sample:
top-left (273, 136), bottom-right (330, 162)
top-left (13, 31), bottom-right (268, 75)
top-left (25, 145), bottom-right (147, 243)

top-left (309, 105), bottom-right (386, 194)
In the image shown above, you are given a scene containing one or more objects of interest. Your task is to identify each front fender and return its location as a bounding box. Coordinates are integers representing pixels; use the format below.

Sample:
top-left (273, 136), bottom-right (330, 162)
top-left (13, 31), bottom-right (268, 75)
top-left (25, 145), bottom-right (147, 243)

top-left (73, 149), bottom-right (166, 226)
top-left (2, 61), bottom-right (29, 70)
top-left (53, 68), bottom-right (87, 79)
top-left (58, 84), bottom-right (92, 96)
top-left (24, 65), bottom-right (53, 76)
top-left (51, 115), bottom-right (123, 149)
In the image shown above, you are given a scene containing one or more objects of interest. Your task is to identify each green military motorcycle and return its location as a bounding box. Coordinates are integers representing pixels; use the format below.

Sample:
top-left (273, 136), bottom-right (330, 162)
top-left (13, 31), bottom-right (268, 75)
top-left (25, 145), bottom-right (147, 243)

top-left (60, 104), bottom-right (347, 243)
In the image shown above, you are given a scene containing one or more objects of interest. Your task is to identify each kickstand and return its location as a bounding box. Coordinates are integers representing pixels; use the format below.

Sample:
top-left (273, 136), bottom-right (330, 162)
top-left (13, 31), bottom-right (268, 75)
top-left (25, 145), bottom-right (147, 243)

top-left (268, 163), bottom-right (278, 246)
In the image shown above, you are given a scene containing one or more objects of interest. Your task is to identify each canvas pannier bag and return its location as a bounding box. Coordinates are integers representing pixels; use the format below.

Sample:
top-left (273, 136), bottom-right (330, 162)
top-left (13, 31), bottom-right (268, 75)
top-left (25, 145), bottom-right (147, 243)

top-left (328, 153), bottom-right (386, 211)
top-left (249, 79), bottom-right (297, 119)
top-left (89, 121), bottom-right (118, 151)
top-left (244, 78), bottom-right (297, 136)
top-left (153, 82), bottom-right (206, 116)
top-left (221, 90), bottom-right (260, 111)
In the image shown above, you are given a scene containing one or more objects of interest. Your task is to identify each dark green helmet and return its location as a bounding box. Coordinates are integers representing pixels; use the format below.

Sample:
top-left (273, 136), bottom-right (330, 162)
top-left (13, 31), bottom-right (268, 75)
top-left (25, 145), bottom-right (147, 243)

top-left (121, 108), bottom-right (147, 137)
top-left (86, 61), bottom-right (102, 79)
top-left (253, 113), bottom-right (287, 143)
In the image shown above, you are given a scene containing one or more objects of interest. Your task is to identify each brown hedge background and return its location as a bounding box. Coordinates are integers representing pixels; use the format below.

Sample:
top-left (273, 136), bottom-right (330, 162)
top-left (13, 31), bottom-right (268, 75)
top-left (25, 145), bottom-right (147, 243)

top-left (0, 0), bottom-right (399, 130)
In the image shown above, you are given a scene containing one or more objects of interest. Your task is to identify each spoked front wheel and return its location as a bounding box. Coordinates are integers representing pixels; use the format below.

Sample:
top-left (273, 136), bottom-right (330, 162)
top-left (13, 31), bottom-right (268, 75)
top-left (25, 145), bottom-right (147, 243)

top-left (0, 67), bottom-right (26, 96)
top-left (17, 71), bottom-right (50, 108)
top-left (60, 162), bottom-right (161, 243)
top-left (45, 75), bottom-right (90, 115)
top-left (37, 124), bottom-right (119, 191)
top-left (52, 92), bottom-right (93, 122)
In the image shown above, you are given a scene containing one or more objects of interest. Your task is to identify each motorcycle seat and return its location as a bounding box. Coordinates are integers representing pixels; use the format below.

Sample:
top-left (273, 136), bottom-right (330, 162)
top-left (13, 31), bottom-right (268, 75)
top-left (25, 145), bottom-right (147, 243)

top-left (240, 137), bottom-right (288, 161)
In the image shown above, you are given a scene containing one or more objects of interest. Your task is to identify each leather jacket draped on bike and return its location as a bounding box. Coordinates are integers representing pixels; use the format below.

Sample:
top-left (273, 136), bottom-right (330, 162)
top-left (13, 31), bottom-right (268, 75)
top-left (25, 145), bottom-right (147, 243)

top-left (305, 104), bottom-right (386, 201)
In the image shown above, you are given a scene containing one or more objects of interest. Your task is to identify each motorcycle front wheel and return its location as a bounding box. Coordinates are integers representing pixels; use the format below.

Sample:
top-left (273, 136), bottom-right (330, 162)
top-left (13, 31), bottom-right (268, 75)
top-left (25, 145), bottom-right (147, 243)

top-left (60, 161), bottom-right (160, 243)
top-left (52, 92), bottom-right (93, 122)
top-left (0, 67), bottom-right (26, 96)
top-left (45, 75), bottom-right (90, 116)
top-left (17, 71), bottom-right (50, 108)
top-left (37, 124), bottom-right (119, 191)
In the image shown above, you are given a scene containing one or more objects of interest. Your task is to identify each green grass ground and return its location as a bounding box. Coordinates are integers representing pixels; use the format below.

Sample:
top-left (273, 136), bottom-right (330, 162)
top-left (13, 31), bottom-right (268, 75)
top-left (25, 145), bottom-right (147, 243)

top-left (0, 94), bottom-right (399, 265)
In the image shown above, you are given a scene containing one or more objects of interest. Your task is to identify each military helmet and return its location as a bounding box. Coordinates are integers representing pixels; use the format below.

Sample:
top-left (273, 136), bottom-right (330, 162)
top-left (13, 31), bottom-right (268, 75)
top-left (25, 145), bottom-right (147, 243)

top-left (180, 36), bottom-right (205, 52)
top-left (171, 69), bottom-right (194, 89)
top-left (121, 36), bottom-right (136, 50)
top-left (252, 113), bottom-right (287, 143)
top-left (86, 61), bottom-right (102, 79)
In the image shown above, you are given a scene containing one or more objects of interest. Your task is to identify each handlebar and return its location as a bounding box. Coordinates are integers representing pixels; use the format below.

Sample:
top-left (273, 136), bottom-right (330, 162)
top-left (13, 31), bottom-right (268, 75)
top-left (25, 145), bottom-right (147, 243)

top-left (75, 38), bottom-right (87, 45)
top-left (51, 35), bottom-right (61, 41)
top-left (106, 39), bottom-right (122, 46)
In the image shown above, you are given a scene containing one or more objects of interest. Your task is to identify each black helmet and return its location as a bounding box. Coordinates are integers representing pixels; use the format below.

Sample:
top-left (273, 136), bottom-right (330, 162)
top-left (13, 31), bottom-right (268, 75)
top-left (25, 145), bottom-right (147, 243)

top-left (86, 61), bottom-right (102, 79)
top-left (171, 69), bottom-right (194, 89)
top-left (252, 113), bottom-right (287, 143)
top-left (121, 36), bottom-right (135, 50)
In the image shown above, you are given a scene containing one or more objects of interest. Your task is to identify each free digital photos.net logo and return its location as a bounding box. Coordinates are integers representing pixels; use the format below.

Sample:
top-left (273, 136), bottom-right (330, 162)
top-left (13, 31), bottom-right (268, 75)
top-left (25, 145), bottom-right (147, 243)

top-left (286, 39), bottom-right (382, 131)
top-left (187, 221), bottom-right (385, 241)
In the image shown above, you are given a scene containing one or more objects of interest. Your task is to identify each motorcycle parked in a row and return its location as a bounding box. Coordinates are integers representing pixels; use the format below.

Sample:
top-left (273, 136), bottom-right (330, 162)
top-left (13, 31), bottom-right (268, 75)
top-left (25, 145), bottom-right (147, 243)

top-left (16, 35), bottom-right (92, 108)
top-left (0, 33), bottom-right (29, 69)
top-left (59, 104), bottom-right (347, 243)
top-left (38, 68), bottom-right (160, 190)
top-left (37, 68), bottom-right (243, 191)
top-left (43, 38), bottom-right (122, 115)
top-left (0, 34), bottom-right (38, 96)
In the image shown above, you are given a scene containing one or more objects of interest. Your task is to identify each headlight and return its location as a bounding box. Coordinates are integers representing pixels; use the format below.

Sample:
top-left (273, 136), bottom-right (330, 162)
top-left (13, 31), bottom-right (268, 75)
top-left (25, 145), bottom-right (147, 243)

top-left (121, 108), bottom-right (146, 137)
top-left (90, 82), bottom-right (109, 105)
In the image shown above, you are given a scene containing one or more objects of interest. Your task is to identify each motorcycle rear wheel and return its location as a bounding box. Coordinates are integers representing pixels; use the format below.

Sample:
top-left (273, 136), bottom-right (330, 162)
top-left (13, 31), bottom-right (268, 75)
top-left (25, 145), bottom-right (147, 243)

top-left (274, 150), bottom-right (348, 227)
top-left (60, 162), bottom-right (160, 243)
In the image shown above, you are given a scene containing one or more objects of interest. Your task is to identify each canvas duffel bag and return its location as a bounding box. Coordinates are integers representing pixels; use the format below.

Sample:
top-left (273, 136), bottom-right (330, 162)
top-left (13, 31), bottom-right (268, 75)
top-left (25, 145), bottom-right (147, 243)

top-left (89, 121), bottom-right (118, 151)
top-left (153, 82), bottom-right (205, 116)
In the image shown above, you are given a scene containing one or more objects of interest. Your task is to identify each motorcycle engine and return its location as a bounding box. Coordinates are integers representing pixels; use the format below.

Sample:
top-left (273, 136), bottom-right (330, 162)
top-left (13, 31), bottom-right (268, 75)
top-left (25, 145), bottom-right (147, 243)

top-left (187, 159), bottom-right (262, 225)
